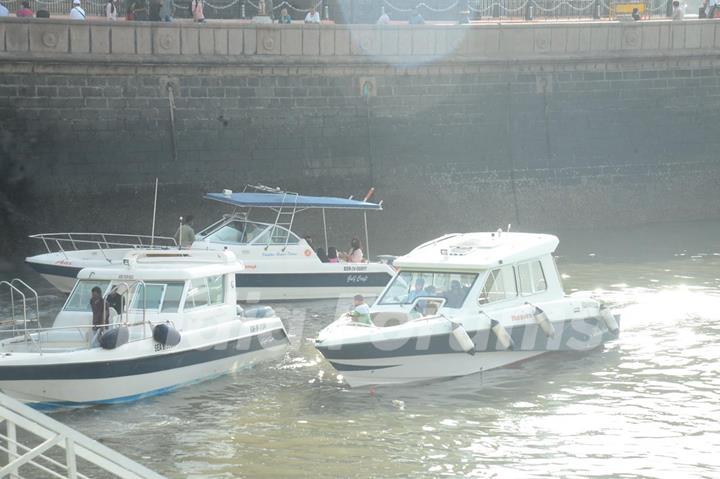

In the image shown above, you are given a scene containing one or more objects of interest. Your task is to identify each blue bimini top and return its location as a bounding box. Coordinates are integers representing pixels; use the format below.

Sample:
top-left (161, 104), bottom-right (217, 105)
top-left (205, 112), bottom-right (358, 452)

top-left (204, 192), bottom-right (383, 211)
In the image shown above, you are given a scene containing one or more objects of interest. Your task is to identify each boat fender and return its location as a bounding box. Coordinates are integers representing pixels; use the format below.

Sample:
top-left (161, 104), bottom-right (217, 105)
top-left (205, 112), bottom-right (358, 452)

top-left (599, 304), bottom-right (619, 333)
top-left (243, 306), bottom-right (275, 318)
top-left (529, 304), bottom-right (555, 338)
top-left (450, 323), bottom-right (475, 355)
top-left (153, 323), bottom-right (182, 347)
top-left (490, 319), bottom-right (514, 351)
top-left (99, 326), bottom-right (129, 350)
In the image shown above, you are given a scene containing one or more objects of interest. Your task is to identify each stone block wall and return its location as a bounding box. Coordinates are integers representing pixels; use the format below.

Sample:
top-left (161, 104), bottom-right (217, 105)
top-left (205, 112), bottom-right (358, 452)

top-left (1, 18), bottom-right (719, 256)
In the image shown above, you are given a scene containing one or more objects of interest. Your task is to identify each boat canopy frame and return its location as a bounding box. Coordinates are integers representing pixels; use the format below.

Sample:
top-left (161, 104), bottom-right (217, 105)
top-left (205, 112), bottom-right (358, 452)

top-left (203, 185), bottom-right (383, 258)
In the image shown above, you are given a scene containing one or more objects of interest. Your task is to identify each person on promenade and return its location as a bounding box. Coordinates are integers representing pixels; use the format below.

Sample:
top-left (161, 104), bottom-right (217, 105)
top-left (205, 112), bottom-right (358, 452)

top-left (160, 0), bottom-right (174, 21)
top-left (149, 0), bottom-right (162, 20)
top-left (304, 6), bottom-right (320, 23)
top-left (174, 215), bottom-right (196, 249)
top-left (631, 7), bottom-right (641, 20)
top-left (16, 1), bottom-right (33, 17)
top-left (705, 0), bottom-right (717, 17)
top-left (671, 0), bottom-right (684, 19)
top-left (409, 9), bottom-right (425, 24)
top-left (69, 0), bottom-right (86, 19)
top-left (0, 2), bottom-right (9, 17)
top-left (377, 8), bottom-right (390, 24)
top-left (191, 0), bottom-right (205, 23)
top-left (106, 0), bottom-right (118, 20)
top-left (279, 7), bottom-right (291, 23)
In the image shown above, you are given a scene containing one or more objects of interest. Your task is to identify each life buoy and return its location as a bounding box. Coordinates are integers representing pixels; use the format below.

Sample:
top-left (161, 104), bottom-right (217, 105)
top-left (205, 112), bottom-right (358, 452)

top-left (304, 249), bottom-right (312, 257)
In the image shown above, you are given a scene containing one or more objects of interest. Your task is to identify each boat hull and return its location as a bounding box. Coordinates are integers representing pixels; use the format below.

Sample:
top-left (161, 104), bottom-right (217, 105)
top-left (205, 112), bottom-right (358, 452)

top-left (317, 316), bottom-right (619, 387)
top-left (0, 329), bottom-right (288, 406)
top-left (26, 256), bottom-right (393, 300)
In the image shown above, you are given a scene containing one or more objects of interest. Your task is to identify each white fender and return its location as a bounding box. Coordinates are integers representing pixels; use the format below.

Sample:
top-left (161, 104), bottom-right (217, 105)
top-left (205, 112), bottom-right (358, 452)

top-left (531, 305), bottom-right (555, 338)
top-left (450, 323), bottom-right (475, 355)
top-left (490, 319), bottom-right (514, 350)
top-left (599, 304), bottom-right (619, 333)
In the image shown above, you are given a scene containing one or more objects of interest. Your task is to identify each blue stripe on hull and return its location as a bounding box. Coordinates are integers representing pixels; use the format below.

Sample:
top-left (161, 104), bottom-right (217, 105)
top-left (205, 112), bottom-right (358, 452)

top-left (0, 328), bottom-right (288, 381)
top-left (317, 317), bottom-right (619, 362)
top-left (235, 272), bottom-right (392, 288)
top-left (25, 261), bottom-right (82, 279)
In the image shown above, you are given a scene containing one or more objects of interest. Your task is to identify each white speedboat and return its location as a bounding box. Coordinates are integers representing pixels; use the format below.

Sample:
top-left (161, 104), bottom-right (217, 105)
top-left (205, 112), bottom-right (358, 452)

top-left (315, 231), bottom-right (620, 387)
top-left (25, 185), bottom-right (395, 301)
top-left (0, 250), bottom-right (288, 406)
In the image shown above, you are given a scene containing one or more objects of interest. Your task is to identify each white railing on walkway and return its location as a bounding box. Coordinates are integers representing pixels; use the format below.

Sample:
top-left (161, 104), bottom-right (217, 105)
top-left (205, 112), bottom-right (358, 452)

top-left (0, 393), bottom-right (166, 479)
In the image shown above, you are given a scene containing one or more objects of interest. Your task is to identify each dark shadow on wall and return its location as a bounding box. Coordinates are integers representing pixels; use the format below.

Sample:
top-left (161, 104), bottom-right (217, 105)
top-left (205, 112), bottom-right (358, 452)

top-left (0, 109), bottom-right (35, 263)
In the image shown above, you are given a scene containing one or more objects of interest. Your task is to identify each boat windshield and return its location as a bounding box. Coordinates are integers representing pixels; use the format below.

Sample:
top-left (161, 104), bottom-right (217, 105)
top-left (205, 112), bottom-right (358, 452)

top-left (378, 271), bottom-right (479, 308)
top-left (129, 282), bottom-right (185, 313)
top-left (200, 220), bottom-right (266, 245)
top-left (63, 280), bottom-right (111, 312)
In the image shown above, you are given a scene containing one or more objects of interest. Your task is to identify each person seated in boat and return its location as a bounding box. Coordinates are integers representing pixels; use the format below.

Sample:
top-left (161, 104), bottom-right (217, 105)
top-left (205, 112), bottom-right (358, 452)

top-left (327, 247), bottom-right (339, 263)
top-left (174, 215), bottom-right (196, 249)
top-left (348, 294), bottom-right (372, 326)
top-left (339, 238), bottom-right (364, 263)
top-left (89, 286), bottom-right (108, 346)
top-left (408, 278), bottom-right (428, 302)
top-left (444, 280), bottom-right (465, 308)
top-left (316, 247), bottom-right (328, 263)
top-left (303, 235), bottom-right (314, 251)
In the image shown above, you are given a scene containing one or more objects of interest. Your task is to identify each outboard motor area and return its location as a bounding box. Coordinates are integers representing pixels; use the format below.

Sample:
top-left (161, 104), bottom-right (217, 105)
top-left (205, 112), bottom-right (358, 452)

top-left (100, 326), bottom-right (130, 350)
top-left (153, 323), bottom-right (182, 347)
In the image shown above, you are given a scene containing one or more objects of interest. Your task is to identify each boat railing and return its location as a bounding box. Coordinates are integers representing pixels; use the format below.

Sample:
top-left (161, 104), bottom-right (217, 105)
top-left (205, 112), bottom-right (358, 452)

top-left (0, 279), bottom-right (40, 337)
top-left (29, 233), bottom-right (178, 259)
top-left (0, 391), bottom-right (166, 479)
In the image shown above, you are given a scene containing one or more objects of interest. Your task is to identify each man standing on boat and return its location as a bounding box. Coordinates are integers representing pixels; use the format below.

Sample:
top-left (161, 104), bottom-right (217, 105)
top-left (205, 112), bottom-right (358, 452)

top-left (89, 286), bottom-right (108, 346)
top-left (175, 215), bottom-right (196, 249)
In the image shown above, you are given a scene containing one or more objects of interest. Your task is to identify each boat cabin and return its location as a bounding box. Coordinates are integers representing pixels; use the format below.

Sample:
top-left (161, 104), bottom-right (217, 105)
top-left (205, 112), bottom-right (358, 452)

top-left (369, 232), bottom-right (563, 325)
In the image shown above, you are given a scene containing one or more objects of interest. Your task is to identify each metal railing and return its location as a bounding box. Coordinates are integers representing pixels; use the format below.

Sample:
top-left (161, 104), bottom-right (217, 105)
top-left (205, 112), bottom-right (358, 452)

top-left (30, 233), bottom-right (177, 259)
top-left (0, 280), bottom-right (40, 338)
top-left (0, 392), bottom-right (166, 478)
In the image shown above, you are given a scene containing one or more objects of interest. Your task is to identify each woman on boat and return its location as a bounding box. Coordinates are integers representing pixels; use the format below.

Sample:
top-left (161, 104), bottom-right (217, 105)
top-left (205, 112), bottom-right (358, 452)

top-left (340, 238), bottom-right (364, 263)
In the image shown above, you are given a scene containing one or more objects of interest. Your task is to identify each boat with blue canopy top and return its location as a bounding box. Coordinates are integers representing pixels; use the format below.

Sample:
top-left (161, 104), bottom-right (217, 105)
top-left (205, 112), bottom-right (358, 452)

top-left (25, 185), bottom-right (395, 301)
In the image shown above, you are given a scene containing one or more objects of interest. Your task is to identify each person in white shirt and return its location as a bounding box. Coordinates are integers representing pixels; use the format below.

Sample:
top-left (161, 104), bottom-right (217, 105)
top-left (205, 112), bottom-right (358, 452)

top-left (106, 0), bottom-right (118, 20)
top-left (377, 8), bottom-right (390, 24)
top-left (0, 3), bottom-right (9, 16)
top-left (69, 0), bottom-right (86, 19)
top-left (304, 6), bottom-right (320, 23)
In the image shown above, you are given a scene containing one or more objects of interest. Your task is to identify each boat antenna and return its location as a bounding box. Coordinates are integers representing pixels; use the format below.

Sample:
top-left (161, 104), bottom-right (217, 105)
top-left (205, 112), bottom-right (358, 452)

top-left (507, 223), bottom-right (512, 232)
top-left (178, 216), bottom-right (183, 250)
top-left (151, 178), bottom-right (159, 246)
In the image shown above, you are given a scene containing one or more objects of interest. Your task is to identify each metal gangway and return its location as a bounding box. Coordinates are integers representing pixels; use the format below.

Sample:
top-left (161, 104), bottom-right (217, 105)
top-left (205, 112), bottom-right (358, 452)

top-left (0, 392), bottom-right (166, 479)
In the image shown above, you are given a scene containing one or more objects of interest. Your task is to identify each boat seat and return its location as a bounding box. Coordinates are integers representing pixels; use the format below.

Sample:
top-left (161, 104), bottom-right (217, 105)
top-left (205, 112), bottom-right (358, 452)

top-left (371, 312), bottom-right (411, 328)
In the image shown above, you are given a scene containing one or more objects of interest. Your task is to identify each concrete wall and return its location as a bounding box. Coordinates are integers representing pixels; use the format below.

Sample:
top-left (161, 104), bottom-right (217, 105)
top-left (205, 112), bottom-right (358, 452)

top-left (1, 18), bottom-right (720, 256)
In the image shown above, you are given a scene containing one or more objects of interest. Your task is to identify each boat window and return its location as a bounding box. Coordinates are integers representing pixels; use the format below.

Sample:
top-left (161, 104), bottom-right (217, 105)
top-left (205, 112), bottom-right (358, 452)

top-left (208, 275), bottom-right (225, 305)
top-left (161, 283), bottom-right (185, 313)
top-left (251, 226), bottom-right (300, 245)
top-left (130, 283), bottom-right (166, 312)
top-left (479, 267), bottom-right (517, 304)
top-left (185, 278), bottom-right (210, 310)
top-left (378, 271), bottom-right (478, 308)
top-left (517, 260), bottom-right (547, 296)
top-left (63, 280), bottom-right (111, 312)
top-left (202, 221), bottom-right (265, 245)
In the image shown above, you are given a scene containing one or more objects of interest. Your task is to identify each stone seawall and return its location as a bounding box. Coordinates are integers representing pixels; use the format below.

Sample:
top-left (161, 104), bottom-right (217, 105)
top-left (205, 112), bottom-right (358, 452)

top-left (1, 18), bottom-right (720, 256)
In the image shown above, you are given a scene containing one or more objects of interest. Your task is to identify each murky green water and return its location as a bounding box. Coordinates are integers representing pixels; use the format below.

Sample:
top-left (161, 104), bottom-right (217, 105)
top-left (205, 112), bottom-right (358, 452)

top-left (2, 220), bottom-right (720, 478)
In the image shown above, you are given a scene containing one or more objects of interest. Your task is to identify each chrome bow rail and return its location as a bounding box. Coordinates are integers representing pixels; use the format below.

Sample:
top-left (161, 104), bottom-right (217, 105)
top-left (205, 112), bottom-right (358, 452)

top-left (30, 233), bottom-right (177, 259)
